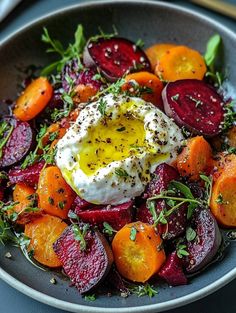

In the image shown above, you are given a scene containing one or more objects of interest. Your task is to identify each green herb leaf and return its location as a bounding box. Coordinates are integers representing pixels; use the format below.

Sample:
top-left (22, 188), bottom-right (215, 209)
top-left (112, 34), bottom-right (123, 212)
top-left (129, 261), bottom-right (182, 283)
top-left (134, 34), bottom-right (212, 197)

top-left (130, 283), bottom-right (158, 298)
top-left (170, 181), bottom-right (194, 199)
top-left (135, 38), bottom-right (145, 49)
top-left (204, 34), bottom-right (221, 70)
top-left (130, 226), bottom-right (137, 241)
top-left (177, 243), bottom-right (189, 258)
top-left (0, 120), bottom-right (14, 159)
top-left (84, 294), bottom-right (96, 301)
top-left (186, 227), bottom-right (197, 242)
top-left (98, 98), bottom-right (107, 116)
top-left (72, 224), bottom-right (89, 251)
top-left (115, 168), bottom-right (129, 177)
top-left (103, 222), bottom-right (116, 236)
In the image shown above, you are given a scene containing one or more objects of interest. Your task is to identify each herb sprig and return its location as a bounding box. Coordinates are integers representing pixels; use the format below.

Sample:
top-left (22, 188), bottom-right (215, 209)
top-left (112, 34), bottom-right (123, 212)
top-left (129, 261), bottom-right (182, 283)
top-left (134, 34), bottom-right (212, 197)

top-left (41, 24), bottom-right (86, 76)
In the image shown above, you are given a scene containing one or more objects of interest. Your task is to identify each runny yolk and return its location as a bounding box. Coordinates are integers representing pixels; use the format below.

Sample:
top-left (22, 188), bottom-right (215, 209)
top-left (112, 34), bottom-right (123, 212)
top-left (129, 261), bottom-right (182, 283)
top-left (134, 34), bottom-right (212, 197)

top-left (78, 114), bottom-right (146, 175)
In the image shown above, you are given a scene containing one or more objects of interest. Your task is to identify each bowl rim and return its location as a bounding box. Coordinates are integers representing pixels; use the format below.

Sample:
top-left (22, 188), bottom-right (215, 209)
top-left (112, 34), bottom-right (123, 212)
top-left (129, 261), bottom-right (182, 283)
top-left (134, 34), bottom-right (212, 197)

top-left (0, 0), bottom-right (236, 312)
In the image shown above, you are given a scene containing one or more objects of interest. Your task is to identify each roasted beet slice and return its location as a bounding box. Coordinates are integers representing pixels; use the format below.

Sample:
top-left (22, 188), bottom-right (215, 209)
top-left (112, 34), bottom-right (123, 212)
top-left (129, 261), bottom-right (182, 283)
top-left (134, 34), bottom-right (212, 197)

top-left (139, 163), bottom-right (187, 240)
top-left (162, 79), bottom-right (225, 137)
top-left (107, 267), bottom-right (129, 294)
top-left (158, 251), bottom-right (187, 286)
top-left (53, 224), bottom-right (113, 293)
top-left (144, 163), bottom-right (179, 199)
top-left (0, 118), bottom-right (34, 168)
top-left (8, 161), bottom-right (45, 186)
top-left (74, 201), bottom-right (133, 231)
top-left (71, 195), bottom-right (92, 211)
top-left (62, 60), bottom-right (103, 92)
top-left (186, 209), bottom-right (222, 273)
top-left (83, 37), bottom-right (151, 81)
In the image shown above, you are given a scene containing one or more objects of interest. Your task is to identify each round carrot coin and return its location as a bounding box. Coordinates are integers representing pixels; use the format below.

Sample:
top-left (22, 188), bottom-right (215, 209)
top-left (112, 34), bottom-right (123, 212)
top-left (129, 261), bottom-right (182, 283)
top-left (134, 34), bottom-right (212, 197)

top-left (25, 214), bottom-right (67, 267)
top-left (112, 222), bottom-right (166, 283)
top-left (14, 77), bottom-right (53, 121)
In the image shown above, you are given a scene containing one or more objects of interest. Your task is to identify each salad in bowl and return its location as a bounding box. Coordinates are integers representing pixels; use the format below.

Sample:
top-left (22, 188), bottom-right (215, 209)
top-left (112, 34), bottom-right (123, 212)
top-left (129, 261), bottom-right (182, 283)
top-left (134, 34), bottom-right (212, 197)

top-left (0, 24), bottom-right (235, 299)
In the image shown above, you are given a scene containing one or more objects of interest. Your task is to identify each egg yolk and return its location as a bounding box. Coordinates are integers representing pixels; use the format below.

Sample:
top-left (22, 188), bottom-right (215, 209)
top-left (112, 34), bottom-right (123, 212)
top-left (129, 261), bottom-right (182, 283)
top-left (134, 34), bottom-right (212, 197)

top-left (78, 115), bottom-right (146, 175)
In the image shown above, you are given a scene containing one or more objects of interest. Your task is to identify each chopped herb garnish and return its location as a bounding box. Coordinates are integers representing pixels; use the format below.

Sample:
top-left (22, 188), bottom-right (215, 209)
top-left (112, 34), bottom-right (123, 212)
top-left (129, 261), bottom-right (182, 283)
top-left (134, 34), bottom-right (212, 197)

top-left (115, 168), bottom-right (129, 177)
top-left (176, 243), bottom-right (189, 258)
top-left (72, 223), bottom-right (89, 251)
top-left (0, 120), bottom-right (14, 159)
top-left (222, 101), bottom-right (236, 131)
top-left (89, 25), bottom-right (118, 42)
top-left (48, 197), bottom-right (54, 205)
top-left (135, 38), bottom-right (145, 49)
top-left (130, 226), bottom-right (137, 241)
top-left (84, 294), bottom-right (96, 301)
top-left (58, 201), bottom-right (65, 209)
top-left (186, 227), bottom-right (197, 242)
top-left (98, 98), bottom-right (107, 116)
top-left (216, 193), bottom-right (223, 204)
top-left (171, 94), bottom-right (179, 101)
top-left (116, 126), bottom-right (126, 132)
top-left (103, 222), bottom-right (116, 236)
top-left (130, 283), bottom-right (158, 298)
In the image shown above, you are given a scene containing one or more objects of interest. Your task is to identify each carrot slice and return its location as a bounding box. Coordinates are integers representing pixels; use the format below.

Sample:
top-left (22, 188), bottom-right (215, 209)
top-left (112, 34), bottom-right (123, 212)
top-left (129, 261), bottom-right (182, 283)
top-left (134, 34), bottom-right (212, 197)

top-left (155, 45), bottom-right (207, 81)
top-left (73, 84), bottom-right (98, 104)
top-left (211, 153), bottom-right (236, 181)
top-left (210, 163), bottom-right (236, 227)
top-left (112, 222), bottom-right (166, 283)
top-left (11, 182), bottom-right (41, 225)
top-left (145, 43), bottom-right (176, 71)
top-left (122, 71), bottom-right (164, 108)
top-left (176, 136), bottom-right (212, 180)
top-left (14, 77), bottom-right (53, 121)
top-left (226, 126), bottom-right (236, 148)
top-left (41, 123), bottom-right (66, 148)
top-left (24, 214), bottom-right (67, 267)
top-left (37, 166), bottom-right (75, 219)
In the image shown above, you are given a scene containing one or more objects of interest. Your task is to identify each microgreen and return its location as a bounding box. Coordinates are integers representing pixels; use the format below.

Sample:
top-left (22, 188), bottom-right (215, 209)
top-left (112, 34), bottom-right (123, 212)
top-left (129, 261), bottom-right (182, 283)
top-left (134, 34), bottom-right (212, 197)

top-left (176, 243), bottom-right (189, 258)
top-left (84, 294), bottom-right (96, 301)
top-left (135, 38), bottom-right (145, 49)
top-left (41, 24), bottom-right (86, 75)
top-left (115, 168), bottom-right (129, 177)
top-left (129, 283), bottom-right (158, 298)
top-left (0, 120), bottom-right (14, 159)
top-left (72, 223), bottom-right (89, 251)
top-left (98, 98), bottom-right (107, 116)
top-left (222, 101), bottom-right (236, 132)
top-left (186, 227), bottom-right (197, 242)
top-left (204, 34), bottom-right (224, 86)
top-left (129, 226), bottom-right (137, 241)
top-left (103, 222), bottom-right (116, 236)
top-left (89, 25), bottom-right (118, 42)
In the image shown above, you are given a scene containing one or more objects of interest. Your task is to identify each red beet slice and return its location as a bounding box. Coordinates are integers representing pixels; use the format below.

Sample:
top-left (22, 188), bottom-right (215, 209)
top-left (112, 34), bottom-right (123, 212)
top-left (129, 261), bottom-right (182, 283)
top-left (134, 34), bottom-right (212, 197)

top-left (186, 209), bottom-right (222, 273)
top-left (83, 37), bottom-right (151, 81)
top-left (73, 201), bottom-right (133, 231)
top-left (8, 161), bottom-right (45, 186)
top-left (62, 60), bottom-right (103, 92)
top-left (0, 117), bottom-right (34, 168)
top-left (53, 224), bottom-right (113, 293)
top-left (71, 195), bottom-right (92, 211)
top-left (162, 79), bottom-right (225, 137)
top-left (139, 163), bottom-right (187, 240)
top-left (158, 251), bottom-right (187, 286)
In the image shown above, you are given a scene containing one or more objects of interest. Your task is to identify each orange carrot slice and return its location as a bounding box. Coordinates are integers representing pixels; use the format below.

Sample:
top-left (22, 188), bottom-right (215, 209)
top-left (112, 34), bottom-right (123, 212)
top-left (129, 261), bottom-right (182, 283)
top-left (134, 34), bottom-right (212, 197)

top-left (24, 214), bottom-right (67, 267)
top-left (14, 77), bottom-right (53, 121)
top-left (145, 43), bottom-right (176, 71)
top-left (37, 166), bottom-right (75, 219)
top-left (176, 136), bottom-right (212, 180)
top-left (112, 222), bottom-right (166, 283)
top-left (155, 45), bottom-right (207, 81)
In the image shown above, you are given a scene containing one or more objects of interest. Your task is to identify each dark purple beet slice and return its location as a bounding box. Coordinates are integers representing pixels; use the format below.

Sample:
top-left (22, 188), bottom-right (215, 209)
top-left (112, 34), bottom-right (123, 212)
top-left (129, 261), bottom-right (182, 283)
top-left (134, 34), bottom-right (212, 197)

top-left (158, 251), bottom-right (187, 286)
top-left (83, 37), bottom-right (151, 81)
top-left (8, 161), bottom-right (45, 186)
top-left (107, 267), bottom-right (129, 294)
top-left (53, 224), bottom-right (113, 294)
top-left (62, 60), bottom-right (103, 92)
top-left (162, 79), bottom-right (225, 137)
top-left (138, 163), bottom-right (187, 240)
top-left (0, 117), bottom-right (34, 168)
top-left (71, 195), bottom-right (92, 211)
top-left (186, 209), bottom-right (222, 273)
top-left (73, 201), bottom-right (133, 231)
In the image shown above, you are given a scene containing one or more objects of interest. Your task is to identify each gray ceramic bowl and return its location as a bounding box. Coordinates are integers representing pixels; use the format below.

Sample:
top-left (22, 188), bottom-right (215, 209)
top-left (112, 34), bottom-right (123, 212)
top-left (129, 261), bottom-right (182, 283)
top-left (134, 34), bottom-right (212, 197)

top-left (0, 1), bottom-right (236, 312)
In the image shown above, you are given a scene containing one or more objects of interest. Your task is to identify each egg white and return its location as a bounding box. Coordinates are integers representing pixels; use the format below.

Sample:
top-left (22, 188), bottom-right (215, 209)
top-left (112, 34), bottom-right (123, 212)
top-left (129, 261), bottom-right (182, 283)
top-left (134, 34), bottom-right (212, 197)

top-left (56, 94), bottom-right (183, 205)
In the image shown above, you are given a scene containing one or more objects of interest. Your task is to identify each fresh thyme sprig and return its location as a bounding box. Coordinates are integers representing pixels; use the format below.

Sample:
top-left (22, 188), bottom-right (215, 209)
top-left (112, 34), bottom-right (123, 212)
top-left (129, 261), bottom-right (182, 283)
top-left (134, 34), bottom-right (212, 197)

top-left (0, 120), bottom-right (14, 159)
top-left (41, 24), bottom-right (86, 76)
top-left (129, 283), bottom-right (158, 298)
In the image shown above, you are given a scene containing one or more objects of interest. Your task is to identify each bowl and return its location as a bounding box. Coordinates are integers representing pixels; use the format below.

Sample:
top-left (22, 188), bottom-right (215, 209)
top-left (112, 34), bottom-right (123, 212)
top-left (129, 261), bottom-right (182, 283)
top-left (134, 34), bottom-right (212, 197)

top-left (0, 1), bottom-right (236, 312)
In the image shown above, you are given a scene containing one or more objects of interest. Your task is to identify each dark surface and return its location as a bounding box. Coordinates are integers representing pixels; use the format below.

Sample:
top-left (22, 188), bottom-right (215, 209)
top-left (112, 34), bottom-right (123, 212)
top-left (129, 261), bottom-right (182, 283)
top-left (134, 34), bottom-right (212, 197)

top-left (0, 0), bottom-right (236, 313)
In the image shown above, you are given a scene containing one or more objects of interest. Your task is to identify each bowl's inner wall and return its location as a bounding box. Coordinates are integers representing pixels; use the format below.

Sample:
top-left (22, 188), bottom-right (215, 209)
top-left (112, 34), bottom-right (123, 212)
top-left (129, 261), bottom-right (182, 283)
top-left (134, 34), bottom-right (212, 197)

top-left (0, 1), bottom-right (236, 309)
